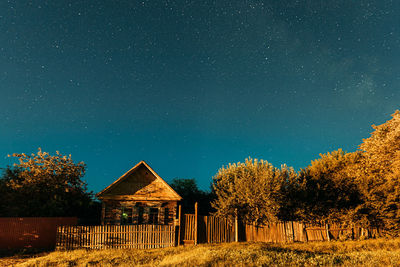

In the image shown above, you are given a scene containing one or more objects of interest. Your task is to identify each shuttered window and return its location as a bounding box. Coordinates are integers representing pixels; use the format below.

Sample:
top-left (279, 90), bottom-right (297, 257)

top-left (158, 207), bottom-right (165, 225)
top-left (143, 207), bottom-right (150, 224)
top-left (132, 207), bottom-right (140, 224)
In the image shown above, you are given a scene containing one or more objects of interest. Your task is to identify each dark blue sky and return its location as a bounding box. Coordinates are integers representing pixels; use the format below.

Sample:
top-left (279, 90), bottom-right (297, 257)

top-left (1, 0), bottom-right (399, 192)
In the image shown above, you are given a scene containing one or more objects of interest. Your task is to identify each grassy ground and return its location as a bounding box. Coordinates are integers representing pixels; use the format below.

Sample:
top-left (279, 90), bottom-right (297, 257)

top-left (5, 238), bottom-right (400, 266)
top-left (0, 250), bottom-right (49, 267)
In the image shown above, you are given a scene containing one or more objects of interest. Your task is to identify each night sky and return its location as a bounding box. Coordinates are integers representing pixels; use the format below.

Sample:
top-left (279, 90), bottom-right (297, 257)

top-left (1, 1), bottom-right (399, 192)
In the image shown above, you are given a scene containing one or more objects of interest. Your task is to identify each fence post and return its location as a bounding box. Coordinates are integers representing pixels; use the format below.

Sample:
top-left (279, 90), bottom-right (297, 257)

top-left (194, 202), bottom-right (198, 245)
top-left (178, 205), bottom-right (181, 246)
top-left (326, 223), bottom-right (330, 241)
top-left (235, 209), bottom-right (238, 242)
top-left (291, 221), bottom-right (295, 242)
top-left (303, 223), bottom-right (308, 242)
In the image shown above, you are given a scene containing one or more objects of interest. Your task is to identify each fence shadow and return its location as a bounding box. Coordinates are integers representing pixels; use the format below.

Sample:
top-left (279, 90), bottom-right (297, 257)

top-left (0, 217), bottom-right (77, 251)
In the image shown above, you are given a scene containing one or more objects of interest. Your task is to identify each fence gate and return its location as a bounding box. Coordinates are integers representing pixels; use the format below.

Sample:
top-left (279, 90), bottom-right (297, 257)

top-left (182, 214), bottom-right (235, 245)
top-left (201, 215), bottom-right (235, 243)
top-left (182, 214), bottom-right (196, 245)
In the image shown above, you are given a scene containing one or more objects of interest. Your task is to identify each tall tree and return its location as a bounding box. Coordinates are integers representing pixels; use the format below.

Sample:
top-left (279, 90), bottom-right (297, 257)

top-left (354, 111), bottom-right (400, 233)
top-left (294, 149), bottom-right (363, 223)
top-left (211, 158), bottom-right (297, 224)
top-left (0, 148), bottom-right (97, 219)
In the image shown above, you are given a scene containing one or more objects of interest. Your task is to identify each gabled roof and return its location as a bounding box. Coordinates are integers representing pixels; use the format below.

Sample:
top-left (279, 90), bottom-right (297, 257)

top-left (96, 161), bottom-right (182, 201)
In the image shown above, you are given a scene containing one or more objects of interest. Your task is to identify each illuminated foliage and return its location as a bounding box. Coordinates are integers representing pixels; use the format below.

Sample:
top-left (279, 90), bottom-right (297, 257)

top-left (211, 158), bottom-right (297, 224)
top-left (353, 111), bottom-right (400, 233)
top-left (295, 150), bottom-right (363, 223)
top-left (8, 148), bottom-right (86, 191)
top-left (207, 112), bottom-right (400, 235)
top-left (0, 148), bottom-right (97, 218)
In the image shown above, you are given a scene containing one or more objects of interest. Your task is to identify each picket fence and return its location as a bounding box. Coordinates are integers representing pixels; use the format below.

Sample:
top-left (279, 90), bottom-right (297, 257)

top-left (56, 224), bottom-right (175, 250)
top-left (56, 215), bottom-right (381, 250)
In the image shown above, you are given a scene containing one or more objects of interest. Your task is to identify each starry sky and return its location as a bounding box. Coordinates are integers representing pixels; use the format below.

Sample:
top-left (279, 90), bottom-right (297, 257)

top-left (1, 0), bottom-right (399, 192)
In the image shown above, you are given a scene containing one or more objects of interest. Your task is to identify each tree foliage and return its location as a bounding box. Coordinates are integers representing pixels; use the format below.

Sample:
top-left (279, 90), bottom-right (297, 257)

top-left (353, 111), bottom-right (400, 233)
top-left (211, 158), bottom-right (297, 224)
top-left (294, 149), bottom-right (363, 223)
top-left (0, 148), bottom-right (98, 219)
top-left (209, 111), bottom-right (400, 236)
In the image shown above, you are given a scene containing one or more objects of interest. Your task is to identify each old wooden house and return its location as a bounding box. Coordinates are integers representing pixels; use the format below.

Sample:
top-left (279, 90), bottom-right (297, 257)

top-left (96, 161), bottom-right (182, 225)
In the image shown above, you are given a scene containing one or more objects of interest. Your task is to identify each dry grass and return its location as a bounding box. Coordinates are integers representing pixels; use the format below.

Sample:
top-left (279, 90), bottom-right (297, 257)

top-left (12, 238), bottom-right (400, 266)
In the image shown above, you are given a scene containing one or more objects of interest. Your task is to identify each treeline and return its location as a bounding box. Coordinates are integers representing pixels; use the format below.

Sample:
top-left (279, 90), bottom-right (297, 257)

top-left (212, 111), bottom-right (400, 236)
top-left (2, 111), bottom-right (400, 235)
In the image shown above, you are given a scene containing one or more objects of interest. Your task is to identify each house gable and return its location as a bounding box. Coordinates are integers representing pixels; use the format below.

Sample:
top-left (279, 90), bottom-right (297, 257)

top-left (96, 161), bottom-right (182, 201)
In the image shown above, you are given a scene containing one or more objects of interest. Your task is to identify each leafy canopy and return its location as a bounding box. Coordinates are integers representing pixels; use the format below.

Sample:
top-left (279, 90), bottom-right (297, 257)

top-left (353, 110), bottom-right (400, 233)
top-left (209, 111), bottom-right (400, 236)
top-left (295, 149), bottom-right (362, 223)
top-left (0, 148), bottom-right (96, 218)
top-left (211, 158), bottom-right (297, 224)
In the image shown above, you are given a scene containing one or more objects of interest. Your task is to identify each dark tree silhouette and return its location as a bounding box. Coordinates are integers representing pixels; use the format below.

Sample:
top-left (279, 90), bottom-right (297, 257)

top-left (170, 178), bottom-right (214, 215)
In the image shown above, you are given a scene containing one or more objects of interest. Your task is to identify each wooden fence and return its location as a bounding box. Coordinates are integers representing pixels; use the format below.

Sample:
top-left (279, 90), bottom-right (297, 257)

top-left (0, 217), bottom-right (77, 250)
top-left (182, 214), bottom-right (234, 245)
top-left (56, 224), bottom-right (175, 250)
top-left (55, 220), bottom-right (381, 250)
top-left (182, 214), bottom-right (196, 245)
top-left (245, 221), bottom-right (307, 243)
top-left (52, 202), bottom-right (382, 250)
top-left (202, 215), bottom-right (235, 243)
top-left (245, 222), bottom-right (380, 243)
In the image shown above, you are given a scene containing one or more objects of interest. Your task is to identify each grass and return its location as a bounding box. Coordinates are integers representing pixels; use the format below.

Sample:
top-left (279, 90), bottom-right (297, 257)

top-left (9, 238), bottom-right (400, 266)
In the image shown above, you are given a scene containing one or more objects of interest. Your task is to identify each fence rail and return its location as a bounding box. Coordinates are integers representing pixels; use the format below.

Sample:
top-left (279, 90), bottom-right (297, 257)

top-left (57, 224), bottom-right (175, 250)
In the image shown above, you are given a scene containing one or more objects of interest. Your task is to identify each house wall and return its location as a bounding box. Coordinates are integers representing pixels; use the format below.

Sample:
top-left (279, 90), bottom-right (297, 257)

top-left (102, 200), bottom-right (177, 225)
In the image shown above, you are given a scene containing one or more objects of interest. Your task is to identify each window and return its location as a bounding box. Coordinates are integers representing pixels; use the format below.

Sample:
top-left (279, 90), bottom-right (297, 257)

top-left (129, 206), bottom-right (169, 225)
top-left (148, 208), bottom-right (159, 224)
top-left (121, 206), bottom-right (132, 225)
top-left (164, 208), bottom-right (169, 224)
